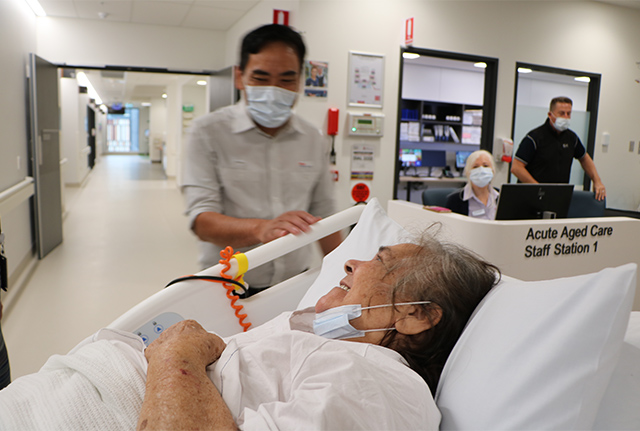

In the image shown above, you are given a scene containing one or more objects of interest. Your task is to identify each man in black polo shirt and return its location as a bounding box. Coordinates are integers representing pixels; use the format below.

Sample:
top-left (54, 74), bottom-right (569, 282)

top-left (511, 96), bottom-right (606, 201)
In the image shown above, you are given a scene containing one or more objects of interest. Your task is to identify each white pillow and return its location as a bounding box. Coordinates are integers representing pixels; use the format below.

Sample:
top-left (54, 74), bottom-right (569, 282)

top-left (436, 264), bottom-right (637, 430)
top-left (296, 198), bottom-right (408, 309)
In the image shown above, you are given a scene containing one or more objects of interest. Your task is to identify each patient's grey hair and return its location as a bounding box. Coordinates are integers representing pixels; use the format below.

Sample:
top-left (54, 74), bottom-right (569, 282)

top-left (380, 228), bottom-right (500, 394)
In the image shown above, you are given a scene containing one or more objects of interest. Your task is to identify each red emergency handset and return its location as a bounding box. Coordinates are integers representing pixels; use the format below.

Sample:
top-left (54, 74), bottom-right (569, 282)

top-left (327, 109), bottom-right (339, 181)
top-left (327, 108), bottom-right (338, 167)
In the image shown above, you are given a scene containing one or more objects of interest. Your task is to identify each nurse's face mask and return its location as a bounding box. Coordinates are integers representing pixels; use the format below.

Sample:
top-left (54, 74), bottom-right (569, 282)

top-left (244, 85), bottom-right (297, 128)
top-left (313, 301), bottom-right (431, 340)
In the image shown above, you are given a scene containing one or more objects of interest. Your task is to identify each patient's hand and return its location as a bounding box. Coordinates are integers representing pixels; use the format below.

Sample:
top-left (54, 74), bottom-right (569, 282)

top-left (256, 210), bottom-right (321, 243)
top-left (145, 320), bottom-right (226, 369)
top-left (138, 320), bottom-right (236, 431)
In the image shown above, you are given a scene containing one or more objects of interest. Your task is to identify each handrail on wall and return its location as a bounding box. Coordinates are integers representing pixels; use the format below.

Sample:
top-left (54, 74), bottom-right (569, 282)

top-left (0, 177), bottom-right (35, 217)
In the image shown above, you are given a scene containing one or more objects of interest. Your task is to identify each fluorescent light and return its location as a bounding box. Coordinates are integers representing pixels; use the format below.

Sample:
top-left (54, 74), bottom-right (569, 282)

top-left (196, 80), bottom-right (207, 86)
top-left (402, 52), bottom-right (420, 60)
top-left (518, 67), bottom-right (533, 74)
top-left (474, 62), bottom-right (487, 69)
top-left (24, 0), bottom-right (46, 16)
top-left (76, 72), bottom-right (103, 105)
top-left (162, 93), bottom-right (168, 99)
top-left (574, 76), bottom-right (590, 83)
top-left (141, 102), bottom-right (152, 107)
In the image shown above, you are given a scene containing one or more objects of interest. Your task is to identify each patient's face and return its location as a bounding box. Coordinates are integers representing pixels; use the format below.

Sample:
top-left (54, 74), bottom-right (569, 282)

top-left (315, 243), bottom-right (419, 343)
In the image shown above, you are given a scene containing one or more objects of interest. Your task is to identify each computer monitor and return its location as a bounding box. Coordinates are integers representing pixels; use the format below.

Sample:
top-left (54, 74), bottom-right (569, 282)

top-left (421, 150), bottom-right (446, 167)
top-left (399, 149), bottom-right (422, 167)
top-left (455, 151), bottom-right (473, 169)
top-left (495, 184), bottom-right (574, 220)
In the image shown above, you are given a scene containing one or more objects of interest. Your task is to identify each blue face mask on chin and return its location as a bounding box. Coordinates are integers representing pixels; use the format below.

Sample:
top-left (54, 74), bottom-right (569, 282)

top-left (312, 301), bottom-right (432, 340)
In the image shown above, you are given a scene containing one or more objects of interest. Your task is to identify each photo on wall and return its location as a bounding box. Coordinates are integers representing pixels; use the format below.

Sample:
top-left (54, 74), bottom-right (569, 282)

top-left (304, 60), bottom-right (328, 98)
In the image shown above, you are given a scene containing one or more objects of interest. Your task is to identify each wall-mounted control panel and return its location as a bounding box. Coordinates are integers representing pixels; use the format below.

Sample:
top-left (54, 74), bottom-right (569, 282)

top-left (347, 112), bottom-right (384, 137)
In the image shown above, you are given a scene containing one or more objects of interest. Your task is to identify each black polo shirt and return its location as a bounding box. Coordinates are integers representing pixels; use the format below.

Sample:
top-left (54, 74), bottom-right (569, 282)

top-left (514, 118), bottom-right (586, 183)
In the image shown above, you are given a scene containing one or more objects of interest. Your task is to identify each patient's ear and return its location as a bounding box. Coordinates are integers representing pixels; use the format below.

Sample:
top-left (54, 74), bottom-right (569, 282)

top-left (395, 304), bottom-right (442, 335)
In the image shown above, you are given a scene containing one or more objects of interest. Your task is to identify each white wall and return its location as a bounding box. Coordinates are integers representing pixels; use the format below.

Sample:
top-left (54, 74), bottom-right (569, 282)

top-left (138, 107), bottom-right (150, 154)
top-left (149, 98), bottom-right (167, 163)
top-left (517, 76), bottom-right (588, 111)
top-left (402, 64), bottom-right (484, 105)
top-left (0, 0), bottom-right (37, 284)
top-left (60, 77), bottom-right (91, 185)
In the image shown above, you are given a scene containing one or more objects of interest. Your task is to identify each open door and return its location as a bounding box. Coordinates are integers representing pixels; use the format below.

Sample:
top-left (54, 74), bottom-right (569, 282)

top-left (208, 66), bottom-right (238, 112)
top-left (28, 54), bottom-right (63, 259)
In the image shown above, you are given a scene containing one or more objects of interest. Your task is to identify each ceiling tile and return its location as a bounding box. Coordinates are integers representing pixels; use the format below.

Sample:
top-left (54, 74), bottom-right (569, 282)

top-left (193, 0), bottom-right (259, 11)
top-left (132, 1), bottom-right (191, 26)
top-left (73, 0), bottom-right (133, 22)
top-left (182, 4), bottom-right (245, 30)
top-left (38, 0), bottom-right (78, 17)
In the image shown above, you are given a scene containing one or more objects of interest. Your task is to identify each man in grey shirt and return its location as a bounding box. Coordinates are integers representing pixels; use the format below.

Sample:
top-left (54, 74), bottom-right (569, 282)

top-left (181, 24), bottom-right (341, 291)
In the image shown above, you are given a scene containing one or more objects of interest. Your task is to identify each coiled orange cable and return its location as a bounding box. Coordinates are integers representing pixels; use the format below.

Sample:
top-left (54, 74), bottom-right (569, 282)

top-left (218, 246), bottom-right (252, 332)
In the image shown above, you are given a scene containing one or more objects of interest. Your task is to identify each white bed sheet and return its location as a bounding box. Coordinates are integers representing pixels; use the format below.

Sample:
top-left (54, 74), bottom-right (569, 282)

top-left (594, 311), bottom-right (640, 430)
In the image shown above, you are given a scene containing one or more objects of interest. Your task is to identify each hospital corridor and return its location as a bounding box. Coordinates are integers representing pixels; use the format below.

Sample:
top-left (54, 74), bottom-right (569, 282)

top-left (2, 155), bottom-right (199, 379)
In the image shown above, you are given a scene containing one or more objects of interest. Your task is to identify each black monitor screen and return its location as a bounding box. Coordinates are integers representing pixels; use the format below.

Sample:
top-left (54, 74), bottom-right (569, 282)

top-left (495, 184), bottom-right (574, 220)
top-left (421, 150), bottom-right (446, 167)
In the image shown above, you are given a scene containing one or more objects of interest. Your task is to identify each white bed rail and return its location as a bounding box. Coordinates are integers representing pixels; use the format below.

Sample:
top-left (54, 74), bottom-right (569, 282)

top-left (108, 204), bottom-right (366, 336)
top-left (199, 204), bottom-right (366, 279)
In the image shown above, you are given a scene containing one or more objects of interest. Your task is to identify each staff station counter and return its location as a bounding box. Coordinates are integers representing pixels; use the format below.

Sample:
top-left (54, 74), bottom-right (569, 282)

top-left (387, 200), bottom-right (640, 311)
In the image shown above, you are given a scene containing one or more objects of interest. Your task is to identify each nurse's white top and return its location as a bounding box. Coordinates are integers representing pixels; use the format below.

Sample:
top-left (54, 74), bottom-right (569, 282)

top-left (464, 182), bottom-right (499, 220)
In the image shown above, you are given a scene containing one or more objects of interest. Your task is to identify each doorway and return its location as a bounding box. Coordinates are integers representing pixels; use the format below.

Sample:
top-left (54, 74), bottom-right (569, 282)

top-left (394, 47), bottom-right (498, 203)
top-left (510, 63), bottom-right (601, 190)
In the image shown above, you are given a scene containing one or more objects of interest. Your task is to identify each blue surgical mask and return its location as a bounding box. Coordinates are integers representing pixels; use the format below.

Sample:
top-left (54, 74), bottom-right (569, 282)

top-left (553, 116), bottom-right (570, 132)
top-left (469, 166), bottom-right (494, 188)
top-left (313, 301), bottom-right (431, 340)
top-left (244, 85), bottom-right (297, 128)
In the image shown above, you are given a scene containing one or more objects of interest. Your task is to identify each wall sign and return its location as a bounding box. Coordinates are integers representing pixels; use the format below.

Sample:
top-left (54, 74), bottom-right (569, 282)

top-left (348, 51), bottom-right (384, 108)
top-left (351, 183), bottom-right (370, 203)
top-left (273, 9), bottom-right (289, 25)
top-left (350, 144), bottom-right (374, 180)
top-left (405, 18), bottom-right (414, 45)
top-left (523, 223), bottom-right (614, 258)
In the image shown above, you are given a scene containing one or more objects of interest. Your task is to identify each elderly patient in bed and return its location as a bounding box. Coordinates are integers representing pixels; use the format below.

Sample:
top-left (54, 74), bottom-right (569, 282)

top-left (0, 234), bottom-right (499, 431)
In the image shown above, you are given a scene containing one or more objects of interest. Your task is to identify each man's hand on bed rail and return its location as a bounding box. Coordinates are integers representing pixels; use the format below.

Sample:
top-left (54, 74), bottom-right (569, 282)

top-left (137, 320), bottom-right (237, 431)
top-left (255, 210), bottom-right (321, 243)
top-left (193, 210), bottom-right (322, 249)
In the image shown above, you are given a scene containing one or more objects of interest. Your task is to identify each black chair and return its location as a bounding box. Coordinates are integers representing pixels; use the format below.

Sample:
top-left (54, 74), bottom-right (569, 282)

top-left (567, 190), bottom-right (606, 218)
top-left (422, 187), bottom-right (459, 207)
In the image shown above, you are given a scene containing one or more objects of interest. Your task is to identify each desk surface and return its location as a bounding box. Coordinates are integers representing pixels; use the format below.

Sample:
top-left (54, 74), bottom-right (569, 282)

top-left (399, 176), bottom-right (466, 183)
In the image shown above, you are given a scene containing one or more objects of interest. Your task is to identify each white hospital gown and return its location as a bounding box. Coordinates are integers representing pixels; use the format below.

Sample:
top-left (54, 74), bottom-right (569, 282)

top-left (0, 314), bottom-right (440, 430)
top-left (213, 313), bottom-right (440, 430)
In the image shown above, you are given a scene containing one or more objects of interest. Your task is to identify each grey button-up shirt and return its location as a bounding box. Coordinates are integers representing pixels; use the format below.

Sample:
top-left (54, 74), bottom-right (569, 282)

top-left (181, 102), bottom-right (335, 287)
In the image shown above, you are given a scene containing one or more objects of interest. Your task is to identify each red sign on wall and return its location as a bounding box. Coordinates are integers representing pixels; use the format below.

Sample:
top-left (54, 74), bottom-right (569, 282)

top-left (274, 9), bottom-right (289, 26)
top-left (351, 183), bottom-right (370, 203)
top-left (405, 17), bottom-right (414, 45)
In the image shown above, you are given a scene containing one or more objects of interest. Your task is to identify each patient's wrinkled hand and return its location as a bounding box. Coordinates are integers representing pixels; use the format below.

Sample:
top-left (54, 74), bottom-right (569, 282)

top-left (144, 320), bottom-right (226, 369)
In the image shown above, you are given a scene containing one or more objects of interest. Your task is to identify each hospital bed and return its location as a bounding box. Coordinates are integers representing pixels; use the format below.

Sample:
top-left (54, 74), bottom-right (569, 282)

top-left (105, 198), bottom-right (640, 430)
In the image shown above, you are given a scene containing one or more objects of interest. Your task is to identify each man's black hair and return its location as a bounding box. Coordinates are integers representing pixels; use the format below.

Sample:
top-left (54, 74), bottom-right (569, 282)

top-left (239, 24), bottom-right (306, 71)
